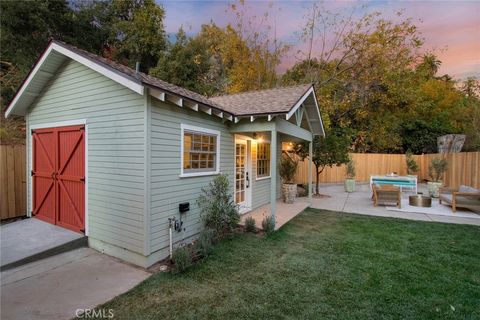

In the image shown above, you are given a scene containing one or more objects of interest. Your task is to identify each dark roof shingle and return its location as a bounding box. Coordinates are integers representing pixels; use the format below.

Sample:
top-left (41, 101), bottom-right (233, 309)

top-left (210, 84), bottom-right (312, 116)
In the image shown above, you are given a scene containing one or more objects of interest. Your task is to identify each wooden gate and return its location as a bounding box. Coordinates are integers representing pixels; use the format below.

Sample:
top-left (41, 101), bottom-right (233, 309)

top-left (32, 125), bottom-right (85, 233)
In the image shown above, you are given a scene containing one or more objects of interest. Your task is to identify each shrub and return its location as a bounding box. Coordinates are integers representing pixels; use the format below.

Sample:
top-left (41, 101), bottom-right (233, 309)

top-left (195, 228), bottom-right (216, 258)
top-left (279, 155), bottom-right (298, 184)
top-left (428, 157), bottom-right (448, 182)
top-left (262, 216), bottom-right (275, 236)
top-left (405, 151), bottom-right (419, 174)
top-left (171, 246), bottom-right (192, 274)
top-left (197, 174), bottom-right (239, 234)
top-left (244, 216), bottom-right (256, 232)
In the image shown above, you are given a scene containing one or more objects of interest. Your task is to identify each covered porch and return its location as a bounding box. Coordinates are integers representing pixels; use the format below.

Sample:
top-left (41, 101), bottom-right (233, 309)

top-left (231, 116), bottom-right (316, 225)
top-left (213, 84), bottom-right (325, 228)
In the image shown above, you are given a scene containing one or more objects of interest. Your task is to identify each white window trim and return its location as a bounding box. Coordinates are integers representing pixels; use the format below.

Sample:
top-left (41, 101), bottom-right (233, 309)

top-left (180, 123), bottom-right (221, 178)
top-left (255, 140), bottom-right (271, 181)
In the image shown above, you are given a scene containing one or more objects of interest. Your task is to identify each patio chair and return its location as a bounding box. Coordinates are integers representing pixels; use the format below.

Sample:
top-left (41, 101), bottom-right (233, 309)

top-left (372, 184), bottom-right (401, 209)
top-left (439, 185), bottom-right (480, 213)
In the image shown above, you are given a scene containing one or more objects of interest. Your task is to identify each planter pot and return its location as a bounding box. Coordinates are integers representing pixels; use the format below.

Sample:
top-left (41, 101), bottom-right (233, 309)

top-left (427, 181), bottom-right (443, 198)
top-left (282, 183), bottom-right (297, 204)
top-left (344, 179), bottom-right (355, 193)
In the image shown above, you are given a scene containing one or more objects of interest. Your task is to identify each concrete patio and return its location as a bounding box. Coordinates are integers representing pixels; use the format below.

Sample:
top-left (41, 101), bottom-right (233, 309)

top-left (311, 183), bottom-right (480, 226)
top-left (1, 218), bottom-right (86, 270)
top-left (240, 183), bottom-right (480, 230)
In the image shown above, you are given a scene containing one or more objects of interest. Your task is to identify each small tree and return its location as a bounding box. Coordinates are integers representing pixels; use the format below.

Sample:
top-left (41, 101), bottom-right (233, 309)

top-left (279, 155), bottom-right (298, 184)
top-left (405, 151), bottom-right (419, 175)
top-left (428, 157), bottom-right (448, 182)
top-left (294, 133), bottom-right (350, 194)
top-left (345, 157), bottom-right (355, 179)
top-left (197, 174), bottom-right (239, 234)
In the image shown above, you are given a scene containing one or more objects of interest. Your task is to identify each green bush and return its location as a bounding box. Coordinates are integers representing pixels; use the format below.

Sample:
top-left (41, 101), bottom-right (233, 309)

top-left (171, 246), bottom-right (192, 274)
top-left (197, 174), bottom-right (239, 234)
top-left (262, 216), bottom-right (275, 236)
top-left (195, 228), bottom-right (216, 258)
top-left (244, 216), bottom-right (256, 232)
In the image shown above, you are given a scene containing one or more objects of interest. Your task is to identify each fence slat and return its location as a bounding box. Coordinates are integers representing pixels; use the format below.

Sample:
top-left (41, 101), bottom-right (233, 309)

top-left (1, 144), bottom-right (27, 220)
top-left (295, 152), bottom-right (480, 189)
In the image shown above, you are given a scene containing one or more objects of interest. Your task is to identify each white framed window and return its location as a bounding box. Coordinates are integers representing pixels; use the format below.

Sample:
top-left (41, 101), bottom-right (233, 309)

top-left (180, 124), bottom-right (220, 177)
top-left (256, 142), bottom-right (271, 179)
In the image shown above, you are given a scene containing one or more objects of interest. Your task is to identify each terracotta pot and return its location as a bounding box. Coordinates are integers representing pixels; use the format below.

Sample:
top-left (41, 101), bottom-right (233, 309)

top-left (282, 184), bottom-right (297, 204)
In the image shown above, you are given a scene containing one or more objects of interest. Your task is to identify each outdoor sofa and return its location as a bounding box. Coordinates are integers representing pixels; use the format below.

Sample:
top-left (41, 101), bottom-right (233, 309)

top-left (439, 185), bottom-right (480, 213)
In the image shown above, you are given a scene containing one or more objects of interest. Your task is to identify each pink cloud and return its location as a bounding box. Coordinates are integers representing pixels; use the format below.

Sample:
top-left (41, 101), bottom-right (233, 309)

top-left (160, 0), bottom-right (480, 79)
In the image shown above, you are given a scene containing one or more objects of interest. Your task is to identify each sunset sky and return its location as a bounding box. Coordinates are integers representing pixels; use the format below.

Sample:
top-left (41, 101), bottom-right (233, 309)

top-left (160, 1), bottom-right (480, 80)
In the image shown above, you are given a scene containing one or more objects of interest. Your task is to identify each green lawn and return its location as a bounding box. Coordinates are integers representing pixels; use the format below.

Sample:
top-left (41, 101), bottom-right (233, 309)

top-left (96, 209), bottom-right (480, 319)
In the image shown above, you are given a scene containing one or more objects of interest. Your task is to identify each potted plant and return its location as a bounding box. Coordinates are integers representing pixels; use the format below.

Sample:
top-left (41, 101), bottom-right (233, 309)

top-left (405, 151), bottom-right (419, 176)
top-left (344, 157), bottom-right (356, 192)
top-left (279, 155), bottom-right (298, 204)
top-left (427, 157), bottom-right (448, 197)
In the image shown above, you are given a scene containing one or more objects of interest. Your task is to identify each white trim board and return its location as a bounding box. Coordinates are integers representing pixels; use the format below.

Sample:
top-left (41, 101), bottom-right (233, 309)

top-left (28, 119), bottom-right (89, 236)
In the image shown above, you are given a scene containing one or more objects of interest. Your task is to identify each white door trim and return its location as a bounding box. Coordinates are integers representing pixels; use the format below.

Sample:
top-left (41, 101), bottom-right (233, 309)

top-left (234, 137), bottom-right (252, 213)
top-left (28, 119), bottom-right (89, 235)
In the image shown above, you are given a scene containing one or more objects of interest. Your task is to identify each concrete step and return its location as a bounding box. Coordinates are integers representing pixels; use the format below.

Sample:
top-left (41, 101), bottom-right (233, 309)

top-left (1, 218), bottom-right (87, 271)
top-left (1, 236), bottom-right (87, 271)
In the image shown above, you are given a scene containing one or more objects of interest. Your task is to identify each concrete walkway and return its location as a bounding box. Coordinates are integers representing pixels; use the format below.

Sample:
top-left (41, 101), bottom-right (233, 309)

top-left (311, 183), bottom-right (480, 226)
top-left (1, 247), bottom-right (150, 320)
top-left (1, 218), bottom-right (84, 269)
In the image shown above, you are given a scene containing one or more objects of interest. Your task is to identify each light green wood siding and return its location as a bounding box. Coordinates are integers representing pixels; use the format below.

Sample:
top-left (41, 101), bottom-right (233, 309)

top-left (27, 60), bottom-right (146, 254)
top-left (149, 99), bottom-right (234, 253)
top-left (251, 139), bottom-right (270, 209)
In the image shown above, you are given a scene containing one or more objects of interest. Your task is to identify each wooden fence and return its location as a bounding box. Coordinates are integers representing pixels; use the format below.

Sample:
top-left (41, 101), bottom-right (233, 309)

top-left (295, 152), bottom-right (480, 189)
top-left (0, 145), bottom-right (27, 220)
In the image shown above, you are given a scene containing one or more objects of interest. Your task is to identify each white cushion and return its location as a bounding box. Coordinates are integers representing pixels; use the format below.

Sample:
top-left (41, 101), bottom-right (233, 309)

top-left (459, 185), bottom-right (479, 193)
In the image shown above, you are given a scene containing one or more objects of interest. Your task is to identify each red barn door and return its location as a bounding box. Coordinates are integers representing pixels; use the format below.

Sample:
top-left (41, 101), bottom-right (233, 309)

top-left (32, 125), bottom-right (85, 233)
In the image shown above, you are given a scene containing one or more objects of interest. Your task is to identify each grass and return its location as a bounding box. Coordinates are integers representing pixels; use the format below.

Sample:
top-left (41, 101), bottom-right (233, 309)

top-left (94, 209), bottom-right (480, 319)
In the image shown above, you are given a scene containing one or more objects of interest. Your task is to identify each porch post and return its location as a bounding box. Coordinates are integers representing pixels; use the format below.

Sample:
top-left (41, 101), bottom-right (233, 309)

top-left (270, 130), bottom-right (277, 222)
top-left (308, 140), bottom-right (312, 203)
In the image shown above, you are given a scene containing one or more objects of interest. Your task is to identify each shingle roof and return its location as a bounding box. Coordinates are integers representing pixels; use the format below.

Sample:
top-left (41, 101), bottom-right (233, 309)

top-left (50, 41), bottom-right (313, 117)
top-left (210, 84), bottom-right (313, 116)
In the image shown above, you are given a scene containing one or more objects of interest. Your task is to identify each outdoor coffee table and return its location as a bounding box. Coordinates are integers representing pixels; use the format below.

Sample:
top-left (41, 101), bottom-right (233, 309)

top-left (409, 195), bottom-right (432, 207)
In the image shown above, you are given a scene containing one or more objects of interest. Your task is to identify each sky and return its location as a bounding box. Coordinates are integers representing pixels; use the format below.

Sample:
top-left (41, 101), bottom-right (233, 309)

top-left (160, 1), bottom-right (480, 80)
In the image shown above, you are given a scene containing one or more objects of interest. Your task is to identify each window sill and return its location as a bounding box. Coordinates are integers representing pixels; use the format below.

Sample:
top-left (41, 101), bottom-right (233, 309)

top-left (256, 176), bottom-right (271, 181)
top-left (179, 171), bottom-right (220, 178)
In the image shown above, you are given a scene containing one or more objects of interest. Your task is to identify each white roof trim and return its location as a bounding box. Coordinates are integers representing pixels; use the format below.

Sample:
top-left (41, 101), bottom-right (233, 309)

top-left (5, 42), bottom-right (144, 118)
top-left (286, 86), bottom-right (313, 120)
top-left (285, 86), bottom-right (325, 136)
top-left (310, 88), bottom-right (326, 136)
